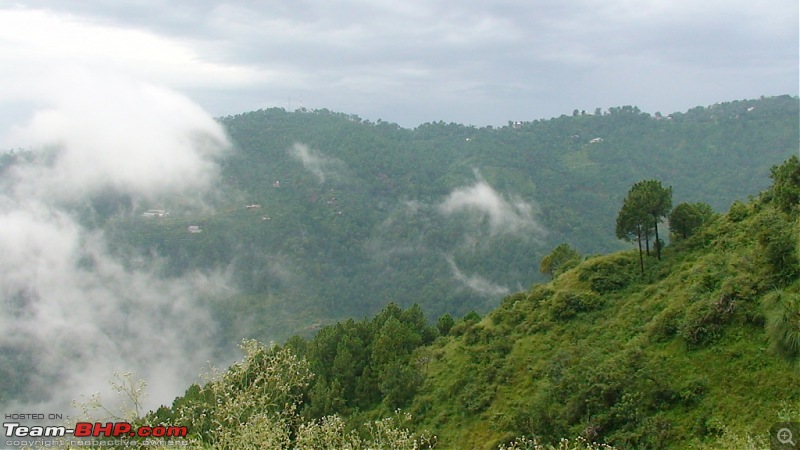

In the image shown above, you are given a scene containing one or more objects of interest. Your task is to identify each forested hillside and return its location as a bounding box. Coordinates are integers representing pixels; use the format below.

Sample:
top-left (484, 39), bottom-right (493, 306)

top-left (141, 156), bottom-right (800, 450)
top-left (102, 95), bottom-right (798, 344)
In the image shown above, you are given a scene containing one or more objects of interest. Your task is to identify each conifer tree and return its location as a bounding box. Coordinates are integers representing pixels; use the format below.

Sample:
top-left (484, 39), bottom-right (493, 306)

top-left (617, 179), bottom-right (673, 269)
top-left (616, 196), bottom-right (647, 273)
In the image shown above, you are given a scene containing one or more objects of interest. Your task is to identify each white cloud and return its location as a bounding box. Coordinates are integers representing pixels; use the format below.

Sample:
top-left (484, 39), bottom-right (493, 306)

top-left (446, 255), bottom-right (509, 297)
top-left (4, 68), bottom-right (229, 202)
top-left (438, 179), bottom-right (547, 239)
top-left (288, 142), bottom-right (345, 183)
top-left (0, 72), bottom-right (235, 417)
top-left (0, 211), bottom-right (230, 412)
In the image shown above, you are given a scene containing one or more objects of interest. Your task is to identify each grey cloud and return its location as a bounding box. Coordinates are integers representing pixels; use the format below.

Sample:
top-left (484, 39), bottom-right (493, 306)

top-left (1, 1), bottom-right (797, 127)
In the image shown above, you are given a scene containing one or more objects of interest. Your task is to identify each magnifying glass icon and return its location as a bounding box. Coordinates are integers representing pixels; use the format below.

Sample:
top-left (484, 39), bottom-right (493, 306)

top-left (778, 428), bottom-right (796, 446)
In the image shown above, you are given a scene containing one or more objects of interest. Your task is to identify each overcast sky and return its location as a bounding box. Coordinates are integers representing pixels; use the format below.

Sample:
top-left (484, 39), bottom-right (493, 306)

top-left (0, 0), bottom-right (797, 129)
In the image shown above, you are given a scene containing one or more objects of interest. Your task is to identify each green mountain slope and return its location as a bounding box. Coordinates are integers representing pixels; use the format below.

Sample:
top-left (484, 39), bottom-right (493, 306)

top-left (402, 157), bottom-right (800, 448)
top-left (148, 157), bottom-right (800, 450)
top-left (106, 96), bottom-right (798, 345)
top-left (409, 237), bottom-right (798, 447)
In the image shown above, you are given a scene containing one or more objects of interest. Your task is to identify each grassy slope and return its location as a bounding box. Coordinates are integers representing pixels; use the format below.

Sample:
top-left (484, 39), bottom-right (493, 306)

top-left (406, 193), bottom-right (800, 449)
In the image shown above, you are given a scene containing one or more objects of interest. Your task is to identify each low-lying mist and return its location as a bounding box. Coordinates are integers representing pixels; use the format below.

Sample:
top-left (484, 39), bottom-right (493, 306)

top-left (367, 175), bottom-right (548, 302)
top-left (0, 70), bottom-right (235, 418)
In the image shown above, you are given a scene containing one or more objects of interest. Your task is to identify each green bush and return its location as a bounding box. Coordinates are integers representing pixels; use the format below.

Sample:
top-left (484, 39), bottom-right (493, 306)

top-left (550, 291), bottom-right (604, 320)
top-left (764, 289), bottom-right (800, 358)
top-left (528, 285), bottom-right (555, 307)
top-left (458, 379), bottom-right (495, 414)
top-left (578, 257), bottom-right (636, 294)
top-left (540, 243), bottom-right (582, 279)
top-left (589, 273), bottom-right (630, 294)
top-left (646, 306), bottom-right (682, 341)
top-left (378, 360), bottom-right (421, 409)
top-left (493, 292), bottom-right (529, 329)
top-left (677, 297), bottom-right (734, 347)
top-left (450, 311), bottom-right (482, 337)
top-left (727, 201), bottom-right (749, 222)
top-left (678, 377), bottom-right (708, 405)
top-left (757, 209), bottom-right (800, 284)
top-left (719, 274), bottom-right (760, 303)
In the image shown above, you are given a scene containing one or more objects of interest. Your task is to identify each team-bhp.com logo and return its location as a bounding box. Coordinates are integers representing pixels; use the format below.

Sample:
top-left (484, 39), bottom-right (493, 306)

top-left (4, 421), bottom-right (188, 438)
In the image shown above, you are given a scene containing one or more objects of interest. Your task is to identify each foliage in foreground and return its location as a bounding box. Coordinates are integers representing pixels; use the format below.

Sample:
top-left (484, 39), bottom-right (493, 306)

top-left (53, 342), bottom-right (622, 450)
top-left (53, 340), bottom-right (436, 450)
top-left (166, 339), bottom-right (437, 449)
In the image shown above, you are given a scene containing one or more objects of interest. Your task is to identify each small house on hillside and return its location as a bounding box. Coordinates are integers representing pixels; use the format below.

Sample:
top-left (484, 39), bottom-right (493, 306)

top-left (187, 225), bottom-right (202, 233)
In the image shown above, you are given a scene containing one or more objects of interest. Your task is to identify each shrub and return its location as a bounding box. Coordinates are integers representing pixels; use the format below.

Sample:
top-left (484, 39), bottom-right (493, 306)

top-left (727, 201), bottom-right (749, 222)
top-left (764, 289), bottom-right (800, 358)
top-left (551, 291), bottom-right (604, 320)
top-left (646, 307), bottom-right (682, 341)
top-left (458, 379), bottom-right (495, 414)
top-left (589, 273), bottom-right (630, 294)
top-left (677, 297), bottom-right (734, 347)
top-left (757, 209), bottom-right (800, 284)
top-left (719, 274), bottom-right (760, 303)
top-left (449, 311), bottom-right (482, 337)
top-left (378, 360), bottom-right (421, 409)
top-left (578, 257), bottom-right (636, 294)
top-left (494, 292), bottom-right (529, 328)
top-left (528, 285), bottom-right (555, 307)
top-left (678, 377), bottom-right (708, 405)
top-left (540, 243), bottom-right (582, 279)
